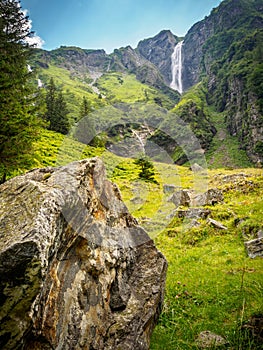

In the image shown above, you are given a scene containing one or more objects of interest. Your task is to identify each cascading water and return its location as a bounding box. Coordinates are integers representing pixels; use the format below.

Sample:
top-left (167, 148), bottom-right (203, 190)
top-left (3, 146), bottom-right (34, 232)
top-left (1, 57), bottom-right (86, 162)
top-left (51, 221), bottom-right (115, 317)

top-left (132, 129), bottom-right (145, 154)
top-left (170, 41), bottom-right (183, 94)
top-left (37, 79), bottom-right (44, 88)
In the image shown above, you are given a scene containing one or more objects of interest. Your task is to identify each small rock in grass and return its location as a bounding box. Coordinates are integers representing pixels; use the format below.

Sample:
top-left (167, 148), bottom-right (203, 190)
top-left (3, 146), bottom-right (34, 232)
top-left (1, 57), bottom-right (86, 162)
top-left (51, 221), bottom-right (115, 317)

top-left (196, 330), bottom-right (228, 348)
top-left (207, 218), bottom-right (227, 230)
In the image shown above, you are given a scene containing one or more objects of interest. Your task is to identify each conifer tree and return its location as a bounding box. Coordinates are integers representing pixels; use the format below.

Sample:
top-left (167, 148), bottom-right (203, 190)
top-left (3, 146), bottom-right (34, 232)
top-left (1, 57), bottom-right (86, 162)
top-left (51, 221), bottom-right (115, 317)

top-left (79, 96), bottom-right (92, 119)
top-left (45, 77), bottom-right (57, 125)
top-left (45, 78), bottom-right (69, 135)
top-left (0, 0), bottom-right (39, 182)
top-left (53, 91), bottom-right (70, 134)
top-left (74, 96), bottom-right (94, 144)
top-left (134, 155), bottom-right (157, 183)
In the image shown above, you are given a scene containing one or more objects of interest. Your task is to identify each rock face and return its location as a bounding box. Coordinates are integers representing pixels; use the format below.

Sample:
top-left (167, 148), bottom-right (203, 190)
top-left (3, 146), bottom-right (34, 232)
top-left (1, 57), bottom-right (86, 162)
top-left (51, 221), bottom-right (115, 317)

top-left (34, 47), bottom-right (111, 77)
top-left (0, 158), bottom-right (167, 350)
top-left (109, 45), bottom-right (148, 73)
top-left (182, 0), bottom-right (257, 90)
top-left (181, 0), bottom-right (263, 164)
top-left (137, 30), bottom-right (178, 85)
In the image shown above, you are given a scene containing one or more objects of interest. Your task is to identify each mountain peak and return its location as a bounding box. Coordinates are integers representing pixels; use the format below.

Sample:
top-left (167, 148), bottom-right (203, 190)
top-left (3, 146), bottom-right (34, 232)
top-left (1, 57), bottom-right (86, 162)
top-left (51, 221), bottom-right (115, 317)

top-left (137, 30), bottom-right (179, 85)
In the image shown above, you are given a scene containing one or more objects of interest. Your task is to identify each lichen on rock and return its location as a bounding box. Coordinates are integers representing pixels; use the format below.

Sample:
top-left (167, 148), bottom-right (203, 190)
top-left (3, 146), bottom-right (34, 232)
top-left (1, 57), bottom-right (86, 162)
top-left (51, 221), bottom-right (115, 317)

top-left (0, 158), bottom-right (167, 350)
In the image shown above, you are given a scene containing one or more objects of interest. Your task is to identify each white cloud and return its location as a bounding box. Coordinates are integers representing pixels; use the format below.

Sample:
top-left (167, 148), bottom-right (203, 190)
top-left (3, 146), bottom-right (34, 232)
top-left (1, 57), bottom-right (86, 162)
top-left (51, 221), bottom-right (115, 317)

top-left (26, 33), bottom-right (45, 48)
top-left (23, 9), bottom-right (45, 48)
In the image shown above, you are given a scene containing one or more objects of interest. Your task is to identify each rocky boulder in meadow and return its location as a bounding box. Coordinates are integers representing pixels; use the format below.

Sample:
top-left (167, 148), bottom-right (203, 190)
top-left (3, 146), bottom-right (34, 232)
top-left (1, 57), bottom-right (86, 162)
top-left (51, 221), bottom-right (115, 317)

top-left (0, 158), bottom-right (167, 350)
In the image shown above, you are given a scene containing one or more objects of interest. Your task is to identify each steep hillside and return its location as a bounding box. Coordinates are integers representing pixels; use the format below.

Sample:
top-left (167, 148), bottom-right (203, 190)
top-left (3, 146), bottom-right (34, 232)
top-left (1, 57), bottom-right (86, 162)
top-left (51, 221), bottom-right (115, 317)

top-left (32, 43), bottom-right (179, 113)
top-left (31, 49), bottom-right (179, 122)
top-left (181, 0), bottom-right (263, 164)
top-left (182, 0), bottom-right (263, 89)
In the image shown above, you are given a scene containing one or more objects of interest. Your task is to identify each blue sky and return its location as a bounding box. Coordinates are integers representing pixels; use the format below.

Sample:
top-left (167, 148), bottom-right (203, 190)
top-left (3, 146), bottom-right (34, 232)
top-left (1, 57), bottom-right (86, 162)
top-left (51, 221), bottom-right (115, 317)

top-left (21, 0), bottom-right (222, 53)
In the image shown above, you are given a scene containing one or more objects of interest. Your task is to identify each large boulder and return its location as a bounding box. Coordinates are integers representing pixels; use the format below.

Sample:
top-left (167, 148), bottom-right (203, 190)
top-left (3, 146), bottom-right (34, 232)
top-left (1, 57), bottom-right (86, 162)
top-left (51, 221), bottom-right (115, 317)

top-left (0, 158), bottom-right (167, 350)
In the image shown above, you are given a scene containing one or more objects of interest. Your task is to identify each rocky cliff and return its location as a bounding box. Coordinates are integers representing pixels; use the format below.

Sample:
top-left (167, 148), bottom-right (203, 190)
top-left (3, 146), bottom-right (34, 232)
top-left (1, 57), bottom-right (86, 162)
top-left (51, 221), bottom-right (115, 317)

top-left (0, 158), bottom-right (167, 350)
top-left (137, 30), bottom-right (178, 85)
top-left (41, 47), bottom-right (111, 74)
top-left (182, 0), bottom-right (263, 90)
top-left (181, 0), bottom-right (263, 163)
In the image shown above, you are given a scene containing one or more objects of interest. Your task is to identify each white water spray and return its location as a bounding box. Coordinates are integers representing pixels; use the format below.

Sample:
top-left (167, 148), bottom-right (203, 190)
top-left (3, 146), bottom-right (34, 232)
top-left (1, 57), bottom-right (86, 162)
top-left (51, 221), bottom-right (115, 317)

top-left (170, 41), bottom-right (183, 94)
top-left (37, 79), bottom-right (43, 88)
top-left (132, 129), bottom-right (145, 154)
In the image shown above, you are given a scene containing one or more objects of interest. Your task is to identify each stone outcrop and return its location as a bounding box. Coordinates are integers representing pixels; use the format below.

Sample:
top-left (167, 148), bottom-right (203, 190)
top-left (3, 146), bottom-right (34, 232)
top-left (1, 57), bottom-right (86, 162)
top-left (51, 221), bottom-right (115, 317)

top-left (177, 208), bottom-right (211, 220)
top-left (244, 237), bottom-right (263, 259)
top-left (168, 190), bottom-right (191, 207)
top-left (0, 158), bottom-right (167, 350)
top-left (168, 188), bottom-right (223, 208)
top-left (110, 45), bottom-right (148, 73)
top-left (207, 218), bottom-right (227, 230)
top-left (192, 188), bottom-right (224, 206)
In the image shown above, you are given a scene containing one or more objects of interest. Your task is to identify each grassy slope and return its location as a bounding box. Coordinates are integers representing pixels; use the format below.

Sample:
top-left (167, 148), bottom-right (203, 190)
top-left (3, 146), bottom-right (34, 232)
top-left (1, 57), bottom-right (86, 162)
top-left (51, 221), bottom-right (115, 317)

top-left (205, 109), bottom-right (253, 169)
top-left (37, 64), bottom-right (106, 120)
top-left (35, 65), bottom-right (177, 125)
top-left (28, 129), bottom-right (104, 172)
top-left (101, 150), bottom-right (263, 349)
top-left (96, 72), bottom-right (176, 109)
top-left (150, 168), bottom-right (263, 349)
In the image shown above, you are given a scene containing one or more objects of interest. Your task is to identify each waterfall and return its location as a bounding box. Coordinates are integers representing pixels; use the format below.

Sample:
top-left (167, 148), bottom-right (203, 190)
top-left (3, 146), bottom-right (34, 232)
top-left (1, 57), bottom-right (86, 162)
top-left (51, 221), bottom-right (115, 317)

top-left (132, 129), bottom-right (145, 154)
top-left (170, 41), bottom-right (183, 94)
top-left (37, 79), bottom-right (43, 88)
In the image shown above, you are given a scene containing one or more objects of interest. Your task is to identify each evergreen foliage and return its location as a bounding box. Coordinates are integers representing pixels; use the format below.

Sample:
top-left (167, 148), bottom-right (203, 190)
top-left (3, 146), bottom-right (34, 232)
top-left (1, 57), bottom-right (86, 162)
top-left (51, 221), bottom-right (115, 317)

top-left (73, 96), bottom-right (94, 145)
top-left (134, 155), bottom-right (157, 183)
top-left (79, 96), bottom-right (92, 119)
top-left (45, 78), bottom-right (70, 134)
top-left (0, 0), bottom-right (40, 182)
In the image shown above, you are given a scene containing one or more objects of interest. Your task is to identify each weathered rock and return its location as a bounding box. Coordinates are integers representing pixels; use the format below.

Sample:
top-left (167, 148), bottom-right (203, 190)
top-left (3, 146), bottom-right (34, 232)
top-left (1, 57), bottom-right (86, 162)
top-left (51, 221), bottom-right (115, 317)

top-left (190, 163), bottom-right (205, 172)
top-left (130, 196), bottom-right (144, 205)
top-left (244, 237), bottom-right (263, 259)
top-left (207, 218), bottom-right (227, 230)
top-left (177, 208), bottom-right (211, 220)
top-left (196, 330), bottom-right (228, 349)
top-left (192, 188), bottom-right (224, 206)
top-left (137, 30), bottom-right (178, 85)
top-left (168, 190), bottom-right (191, 207)
top-left (0, 158), bottom-right (167, 350)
